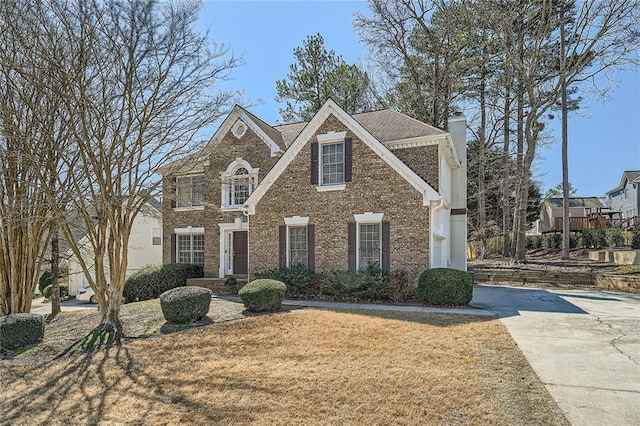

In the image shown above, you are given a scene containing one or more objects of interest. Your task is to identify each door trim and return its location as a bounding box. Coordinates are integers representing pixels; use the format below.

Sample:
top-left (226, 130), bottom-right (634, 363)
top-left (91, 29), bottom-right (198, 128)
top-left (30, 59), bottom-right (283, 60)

top-left (218, 220), bottom-right (248, 278)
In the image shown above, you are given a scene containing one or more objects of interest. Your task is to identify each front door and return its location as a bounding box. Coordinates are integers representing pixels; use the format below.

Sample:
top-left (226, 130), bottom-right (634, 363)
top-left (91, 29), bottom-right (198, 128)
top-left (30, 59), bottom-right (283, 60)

top-left (232, 231), bottom-right (248, 275)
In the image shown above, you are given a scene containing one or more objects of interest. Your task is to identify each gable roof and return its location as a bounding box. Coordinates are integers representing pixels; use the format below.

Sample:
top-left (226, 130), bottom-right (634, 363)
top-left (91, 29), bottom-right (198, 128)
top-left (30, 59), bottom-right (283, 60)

top-left (158, 105), bottom-right (286, 175)
top-left (240, 107), bottom-right (286, 151)
top-left (272, 109), bottom-right (448, 147)
top-left (543, 197), bottom-right (604, 208)
top-left (352, 109), bottom-right (446, 143)
top-left (606, 170), bottom-right (640, 194)
top-left (244, 99), bottom-right (443, 214)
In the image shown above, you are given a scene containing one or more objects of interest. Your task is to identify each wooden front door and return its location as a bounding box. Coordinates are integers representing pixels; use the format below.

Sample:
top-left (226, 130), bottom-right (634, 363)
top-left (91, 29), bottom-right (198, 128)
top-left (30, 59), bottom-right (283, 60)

top-left (232, 231), bottom-right (248, 275)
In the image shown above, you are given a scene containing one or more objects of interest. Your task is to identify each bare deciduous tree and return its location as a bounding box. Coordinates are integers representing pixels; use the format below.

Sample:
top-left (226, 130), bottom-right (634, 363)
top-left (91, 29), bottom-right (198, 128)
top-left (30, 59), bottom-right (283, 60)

top-left (0, 0), bottom-right (240, 335)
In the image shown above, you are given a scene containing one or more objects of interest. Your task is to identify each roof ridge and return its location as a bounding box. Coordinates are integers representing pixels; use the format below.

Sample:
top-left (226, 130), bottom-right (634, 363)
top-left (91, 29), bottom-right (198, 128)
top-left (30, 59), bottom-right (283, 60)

top-left (384, 109), bottom-right (446, 134)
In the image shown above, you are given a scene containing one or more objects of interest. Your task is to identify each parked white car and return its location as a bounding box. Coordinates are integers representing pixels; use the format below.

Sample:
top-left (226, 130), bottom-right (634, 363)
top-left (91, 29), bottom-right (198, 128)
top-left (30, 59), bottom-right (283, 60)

top-left (76, 286), bottom-right (97, 304)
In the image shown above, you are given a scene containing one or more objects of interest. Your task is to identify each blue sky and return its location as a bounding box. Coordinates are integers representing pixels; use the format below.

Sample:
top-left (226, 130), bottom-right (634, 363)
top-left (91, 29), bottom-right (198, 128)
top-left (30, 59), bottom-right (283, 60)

top-left (199, 0), bottom-right (639, 198)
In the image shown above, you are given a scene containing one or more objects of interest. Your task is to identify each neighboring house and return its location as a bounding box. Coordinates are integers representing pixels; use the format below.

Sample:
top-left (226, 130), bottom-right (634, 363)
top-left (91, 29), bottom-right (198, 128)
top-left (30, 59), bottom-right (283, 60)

top-left (538, 197), bottom-right (605, 233)
top-left (66, 200), bottom-right (163, 294)
top-left (606, 170), bottom-right (640, 220)
top-left (160, 99), bottom-right (467, 281)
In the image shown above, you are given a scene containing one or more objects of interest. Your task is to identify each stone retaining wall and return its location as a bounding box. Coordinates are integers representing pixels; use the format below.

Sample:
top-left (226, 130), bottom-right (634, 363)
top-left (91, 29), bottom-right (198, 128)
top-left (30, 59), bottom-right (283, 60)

top-left (472, 269), bottom-right (640, 294)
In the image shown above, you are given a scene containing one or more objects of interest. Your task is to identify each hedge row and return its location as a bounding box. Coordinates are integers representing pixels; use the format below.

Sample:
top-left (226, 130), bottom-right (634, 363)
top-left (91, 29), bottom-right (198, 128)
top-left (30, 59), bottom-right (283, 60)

top-left (123, 263), bottom-right (204, 303)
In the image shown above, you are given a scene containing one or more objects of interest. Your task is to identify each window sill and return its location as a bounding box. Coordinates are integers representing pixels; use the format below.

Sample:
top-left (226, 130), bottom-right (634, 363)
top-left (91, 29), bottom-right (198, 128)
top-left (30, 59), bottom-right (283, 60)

top-left (220, 206), bottom-right (245, 212)
top-left (316, 184), bottom-right (346, 192)
top-left (174, 206), bottom-right (205, 212)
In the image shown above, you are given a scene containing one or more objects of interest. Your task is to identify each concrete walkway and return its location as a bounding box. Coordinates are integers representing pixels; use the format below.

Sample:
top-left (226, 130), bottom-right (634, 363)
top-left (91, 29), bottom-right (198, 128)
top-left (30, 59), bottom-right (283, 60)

top-left (215, 295), bottom-right (496, 316)
top-left (472, 285), bottom-right (640, 426)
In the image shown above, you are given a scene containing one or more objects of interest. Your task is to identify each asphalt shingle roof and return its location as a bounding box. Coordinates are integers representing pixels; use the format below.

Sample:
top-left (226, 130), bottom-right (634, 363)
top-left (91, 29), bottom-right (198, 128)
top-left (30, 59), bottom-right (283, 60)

top-left (272, 109), bottom-right (446, 147)
top-left (544, 197), bottom-right (604, 208)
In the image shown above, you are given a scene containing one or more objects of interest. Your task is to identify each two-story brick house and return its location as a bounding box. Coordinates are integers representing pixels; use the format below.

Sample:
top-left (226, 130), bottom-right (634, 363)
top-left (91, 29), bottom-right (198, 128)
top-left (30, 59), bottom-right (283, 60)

top-left (161, 99), bottom-right (467, 281)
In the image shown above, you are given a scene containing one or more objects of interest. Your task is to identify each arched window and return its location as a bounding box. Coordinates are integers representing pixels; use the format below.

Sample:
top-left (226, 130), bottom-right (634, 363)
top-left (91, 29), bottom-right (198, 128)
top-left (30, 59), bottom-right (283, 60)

top-left (221, 159), bottom-right (259, 209)
top-left (231, 167), bottom-right (251, 206)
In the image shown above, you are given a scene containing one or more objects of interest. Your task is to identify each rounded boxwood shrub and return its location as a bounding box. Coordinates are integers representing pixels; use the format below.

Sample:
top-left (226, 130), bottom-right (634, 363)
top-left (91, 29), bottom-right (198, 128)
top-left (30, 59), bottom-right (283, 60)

top-left (38, 270), bottom-right (52, 295)
top-left (42, 284), bottom-right (69, 299)
top-left (417, 268), bottom-right (473, 306)
top-left (160, 286), bottom-right (212, 324)
top-left (0, 313), bottom-right (45, 351)
top-left (123, 263), bottom-right (204, 303)
top-left (238, 279), bottom-right (286, 312)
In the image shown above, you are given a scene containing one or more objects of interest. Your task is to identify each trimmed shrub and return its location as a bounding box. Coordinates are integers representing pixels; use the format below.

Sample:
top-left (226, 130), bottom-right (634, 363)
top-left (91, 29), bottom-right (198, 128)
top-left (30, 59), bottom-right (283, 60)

top-left (42, 284), bottom-right (69, 299)
top-left (0, 313), bottom-right (45, 351)
top-left (255, 264), bottom-right (319, 297)
top-left (38, 270), bottom-right (52, 295)
top-left (123, 263), bottom-right (204, 303)
top-left (417, 268), bottom-right (473, 306)
top-left (238, 279), bottom-right (286, 312)
top-left (160, 286), bottom-right (212, 324)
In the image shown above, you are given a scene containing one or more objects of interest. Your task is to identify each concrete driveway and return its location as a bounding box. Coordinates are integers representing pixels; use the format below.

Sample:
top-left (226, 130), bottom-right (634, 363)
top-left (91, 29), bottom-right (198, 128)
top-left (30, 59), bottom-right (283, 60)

top-left (30, 298), bottom-right (98, 315)
top-left (472, 285), bottom-right (640, 426)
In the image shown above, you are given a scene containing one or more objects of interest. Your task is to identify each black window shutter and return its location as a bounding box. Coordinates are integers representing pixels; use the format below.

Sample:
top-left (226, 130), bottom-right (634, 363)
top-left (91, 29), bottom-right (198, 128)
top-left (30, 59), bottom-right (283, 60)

top-left (170, 177), bottom-right (177, 208)
top-left (307, 224), bottom-right (315, 271)
top-left (310, 142), bottom-right (319, 185)
top-left (347, 222), bottom-right (356, 271)
top-left (381, 221), bottom-right (390, 273)
top-left (344, 137), bottom-right (353, 182)
top-left (279, 225), bottom-right (287, 268)
top-left (170, 233), bottom-right (176, 263)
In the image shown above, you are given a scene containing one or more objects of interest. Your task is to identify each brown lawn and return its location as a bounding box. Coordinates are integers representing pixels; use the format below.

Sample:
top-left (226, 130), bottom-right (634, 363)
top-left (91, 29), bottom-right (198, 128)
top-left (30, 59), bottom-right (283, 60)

top-left (0, 305), bottom-right (568, 425)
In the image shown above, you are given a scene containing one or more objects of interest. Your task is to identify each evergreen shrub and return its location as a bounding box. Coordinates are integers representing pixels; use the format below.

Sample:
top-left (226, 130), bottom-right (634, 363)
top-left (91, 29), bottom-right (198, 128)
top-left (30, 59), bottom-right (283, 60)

top-left (417, 268), bottom-right (473, 306)
top-left (238, 279), bottom-right (286, 312)
top-left (160, 286), bottom-right (212, 324)
top-left (123, 263), bottom-right (204, 303)
top-left (0, 313), bottom-right (45, 351)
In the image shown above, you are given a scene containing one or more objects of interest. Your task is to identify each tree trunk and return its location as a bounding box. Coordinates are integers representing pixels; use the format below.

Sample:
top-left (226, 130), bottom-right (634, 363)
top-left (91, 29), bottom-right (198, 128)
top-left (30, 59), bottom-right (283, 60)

top-left (511, 79), bottom-right (525, 259)
top-left (478, 72), bottom-right (488, 259)
top-left (50, 223), bottom-right (60, 316)
top-left (560, 3), bottom-right (570, 260)
top-left (501, 74), bottom-right (512, 257)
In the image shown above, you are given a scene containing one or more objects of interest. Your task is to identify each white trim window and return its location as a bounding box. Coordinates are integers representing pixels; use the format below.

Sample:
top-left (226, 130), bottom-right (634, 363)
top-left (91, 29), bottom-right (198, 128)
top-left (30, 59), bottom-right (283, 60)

top-left (288, 226), bottom-right (308, 268)
top-left (314, 130), bottom-right (349, 190)
top-left (359, 223), bottom-right (381, 268)
top-left (177, 234), bottom-right (204, 266)
top-left (152, 228), bottom-right (162, 246)
top-left (321, 142), bottom-right (344, 185)
top-left (176, 175), bottom-right (204, 208)
top-left (354, 213), bottom-right (384, 270)
top-left (221, 159), bottom-right (258, 209)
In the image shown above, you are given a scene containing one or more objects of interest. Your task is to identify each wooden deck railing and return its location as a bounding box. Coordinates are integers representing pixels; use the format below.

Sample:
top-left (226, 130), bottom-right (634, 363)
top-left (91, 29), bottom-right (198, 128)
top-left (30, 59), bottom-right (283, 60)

top-left (552, 217), bottom-right (588, 232)
top-left (551, 215), bottom-right (639, 232)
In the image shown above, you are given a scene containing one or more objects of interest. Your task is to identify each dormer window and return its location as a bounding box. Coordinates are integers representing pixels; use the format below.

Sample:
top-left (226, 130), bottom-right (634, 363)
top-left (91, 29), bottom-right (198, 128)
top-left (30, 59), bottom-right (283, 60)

top-left (221, 159), bottom-right (258, 209)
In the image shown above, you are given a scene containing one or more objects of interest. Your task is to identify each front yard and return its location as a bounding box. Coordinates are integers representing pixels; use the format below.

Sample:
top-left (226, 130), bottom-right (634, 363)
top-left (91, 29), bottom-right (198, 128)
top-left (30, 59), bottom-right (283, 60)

top-left (0, 299), bottom-right (568, 425)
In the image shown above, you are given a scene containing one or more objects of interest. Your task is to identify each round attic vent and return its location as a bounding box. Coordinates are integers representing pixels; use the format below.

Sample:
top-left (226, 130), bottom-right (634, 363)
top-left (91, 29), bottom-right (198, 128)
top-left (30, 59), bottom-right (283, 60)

top-left (232, 120), bottom-right (247, 139)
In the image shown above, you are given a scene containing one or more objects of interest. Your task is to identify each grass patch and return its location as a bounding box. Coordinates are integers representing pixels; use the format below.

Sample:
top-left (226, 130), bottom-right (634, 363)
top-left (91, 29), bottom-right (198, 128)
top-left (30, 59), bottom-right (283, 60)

top-left (0, 304), bottom-right (567, 425)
